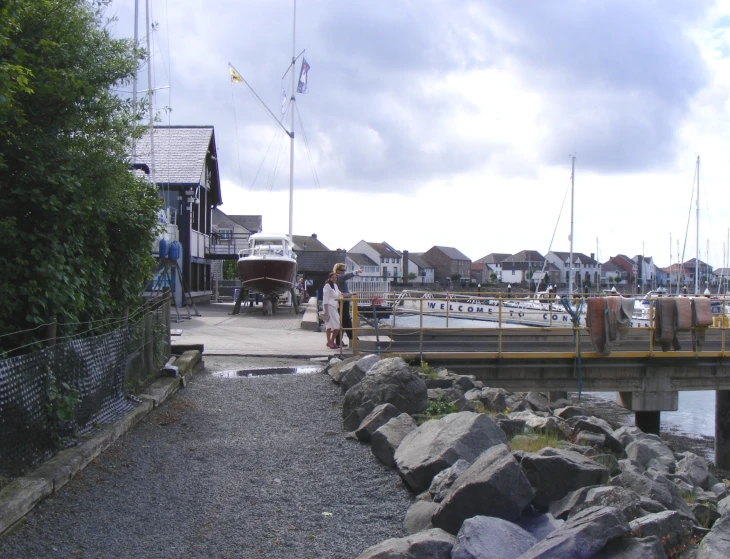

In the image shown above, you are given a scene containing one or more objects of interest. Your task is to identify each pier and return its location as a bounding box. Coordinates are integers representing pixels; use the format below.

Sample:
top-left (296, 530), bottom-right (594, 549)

top-left (350, 295), bottom-right (730, 468)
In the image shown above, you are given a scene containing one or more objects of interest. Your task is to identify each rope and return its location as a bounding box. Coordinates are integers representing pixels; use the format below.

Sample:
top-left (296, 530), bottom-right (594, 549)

top-left (560, 295), bottom-right (585, 400)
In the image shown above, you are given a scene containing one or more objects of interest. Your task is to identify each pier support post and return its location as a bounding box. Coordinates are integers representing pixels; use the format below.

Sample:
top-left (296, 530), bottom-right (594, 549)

top-left (634, 412), bottom-right (661, 435)
top-left (716, 390), bottom-right (730, 469)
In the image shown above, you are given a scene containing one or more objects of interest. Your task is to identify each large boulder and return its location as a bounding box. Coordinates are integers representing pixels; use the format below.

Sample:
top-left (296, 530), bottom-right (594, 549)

top-left (593, 535), bottom-right (667, 559)
top-left (404, 500), bottom-right (439, 534)
top-left (569, 486), bottom-right (643, 522)
top-left (371, 413), bottom-right (418, 468)
top-left (327, 355), bottom-right (361, 383)
top-left (516, 506), bottom-right (629, 559)
top-left (483, 387), bottom-right (509, 413)
top-left (675, 452), bottom-right (710, 488)
top-left (697, 513), bottom-right (730, 559)
top-left (516, 512), bottom-right (564, 541)
top-left (429, 459), bottom-right (470, 503)
top-left (612, 469), bottom-right (694, 522)
top-left (431, 444), bottom-right (534, 535)
top-left (519, 447), bottom-right (610, 509)
top-left (394, 412), bottom-right (507, 494)
top-left (625, 438), bottom-right (676, 475)
top-left (354, 403), bottom-right (403, 442)
top-left (340, 354), bottom-right (381, 392)
top-left (342, 357), bottom-right (428, 431)
top-left (451, 515), bottom-right (537, 559)
top-left (355, 528), bottom-right (455, 559)
top-left (628, 510), bottom-right (684, 546)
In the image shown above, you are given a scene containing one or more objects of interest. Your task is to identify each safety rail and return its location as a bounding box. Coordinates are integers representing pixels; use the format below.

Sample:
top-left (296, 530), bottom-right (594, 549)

top-left (345, 291), bottom-right (730, 360)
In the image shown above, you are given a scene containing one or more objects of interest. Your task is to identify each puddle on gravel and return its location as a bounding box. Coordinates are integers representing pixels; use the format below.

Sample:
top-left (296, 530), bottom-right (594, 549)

top-left (212, 366), bottom-right (322, 378)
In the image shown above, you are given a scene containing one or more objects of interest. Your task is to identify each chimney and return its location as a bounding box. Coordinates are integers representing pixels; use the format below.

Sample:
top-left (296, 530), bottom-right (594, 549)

top-left (590, 253), bottom-right (595, 260)
top-left (312, 233), bottom-right (317, 239)
top-left (403, 250), bottom-right (409, 281)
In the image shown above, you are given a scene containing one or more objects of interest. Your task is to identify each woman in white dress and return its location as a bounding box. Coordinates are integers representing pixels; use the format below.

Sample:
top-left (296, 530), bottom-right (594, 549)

top-left (323, 272), bottom-right (343, 349)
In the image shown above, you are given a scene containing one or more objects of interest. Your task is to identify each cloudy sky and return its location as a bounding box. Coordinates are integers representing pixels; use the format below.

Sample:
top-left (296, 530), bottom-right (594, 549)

top-left (109, 0), bottom-right (730, 267)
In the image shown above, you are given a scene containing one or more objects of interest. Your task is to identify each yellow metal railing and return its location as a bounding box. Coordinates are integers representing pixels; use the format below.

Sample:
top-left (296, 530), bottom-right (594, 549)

top-left (346, 291), bottom-right (730, 360)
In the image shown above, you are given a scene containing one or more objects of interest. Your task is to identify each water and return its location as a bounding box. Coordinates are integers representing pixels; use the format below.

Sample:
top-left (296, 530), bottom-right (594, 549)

top-left (212, 365), bottom-right (321, 378)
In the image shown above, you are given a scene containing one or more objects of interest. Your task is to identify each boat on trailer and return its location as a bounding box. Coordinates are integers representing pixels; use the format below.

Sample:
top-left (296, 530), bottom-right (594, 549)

top-left (237, 233), bottom-right (297, 315)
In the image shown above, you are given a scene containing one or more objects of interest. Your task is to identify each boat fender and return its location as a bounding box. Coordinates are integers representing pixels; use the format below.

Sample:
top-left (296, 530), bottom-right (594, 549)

top-left (169, 241), bottom-right (181, 261)
top-left (158, 238), bottom-right (168, 259)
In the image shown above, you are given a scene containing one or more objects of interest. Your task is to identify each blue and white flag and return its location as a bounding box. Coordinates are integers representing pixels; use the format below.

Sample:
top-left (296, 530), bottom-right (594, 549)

top-left (297, 58), bottom-right (310, 93)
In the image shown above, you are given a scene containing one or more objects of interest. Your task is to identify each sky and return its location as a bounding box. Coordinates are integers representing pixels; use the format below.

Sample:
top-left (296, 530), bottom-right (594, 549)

top-left (108, 0), bottom-right (730, 268)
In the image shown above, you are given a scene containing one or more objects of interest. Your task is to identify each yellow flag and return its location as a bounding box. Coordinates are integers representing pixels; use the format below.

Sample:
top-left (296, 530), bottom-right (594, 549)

top-left (228, 63), bottom-right (243, 83)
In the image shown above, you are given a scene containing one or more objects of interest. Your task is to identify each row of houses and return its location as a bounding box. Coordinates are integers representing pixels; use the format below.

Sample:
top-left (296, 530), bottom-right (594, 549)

top-left (134, 125), bottom-right (725, 305)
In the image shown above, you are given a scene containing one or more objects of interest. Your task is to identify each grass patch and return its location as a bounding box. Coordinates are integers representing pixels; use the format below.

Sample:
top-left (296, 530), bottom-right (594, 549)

top-left (424, 395), bottom-right (458, 417)
top-left (509, 431), bottom-right (563, 453)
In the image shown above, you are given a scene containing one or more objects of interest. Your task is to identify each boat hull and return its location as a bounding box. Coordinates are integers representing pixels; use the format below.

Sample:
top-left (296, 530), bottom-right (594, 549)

top-left (238, 257), bottom-right (297, 298)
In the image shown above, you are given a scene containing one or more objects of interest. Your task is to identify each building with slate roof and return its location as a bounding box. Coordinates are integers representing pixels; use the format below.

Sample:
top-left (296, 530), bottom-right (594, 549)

top-left (406, 252), bottom-right (435, 283)
top-left (346, 253), bottom-right (380, 277)
top-left (349, 241), bottom-right (403, 281)
top-left (135, 126), bottom-right (222, 303)
top-left (546, 251), bottom-right (601, 289)
top-left (422, 246), bottom-right (471, 284)
top-left (292, 234), bottom-right (330, 251)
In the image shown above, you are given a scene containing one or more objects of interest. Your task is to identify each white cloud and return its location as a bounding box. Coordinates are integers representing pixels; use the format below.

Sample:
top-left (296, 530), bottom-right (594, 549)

top-left (111, 0), bottom-right (730, 269)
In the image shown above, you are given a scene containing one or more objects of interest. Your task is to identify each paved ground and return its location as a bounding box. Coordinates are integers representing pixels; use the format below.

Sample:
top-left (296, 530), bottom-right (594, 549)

top-left (172, 301), bottom-right (346, 358)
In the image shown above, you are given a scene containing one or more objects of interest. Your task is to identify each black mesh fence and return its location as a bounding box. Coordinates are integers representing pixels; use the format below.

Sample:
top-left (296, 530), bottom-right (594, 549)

top-left (0, 296), bottom-right (171, 481)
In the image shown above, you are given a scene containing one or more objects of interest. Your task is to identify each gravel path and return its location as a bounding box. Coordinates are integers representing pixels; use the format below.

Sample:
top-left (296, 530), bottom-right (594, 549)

top-left (0, 357), bottom-right (413, 558)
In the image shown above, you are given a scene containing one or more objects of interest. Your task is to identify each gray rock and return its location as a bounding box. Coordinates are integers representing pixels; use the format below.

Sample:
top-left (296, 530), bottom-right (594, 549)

top-left (525, 392), bottom-right (550, 413)
top-left (613, 469), bottom-right (694, 522)
top-left (516, 506), bottom-right (629, 559)
top-left (625, 439), bottom-right (676, 475)
top-left (610, 425), bottom-right (647, 448)
top-left (453, 375), bottom-right (475, 393)
top-left (431, 444), bottom-right (534, 535)
top-left (429, 459), bottom-right (470, 503)
top-left (549, 486), bottom-right (600, 520)
top-left (575, 431), bottom-right (606, 449)
top-left (516, 512), bottom-right (564, 541)
top-left (629, 510), bottom-right (684, 546)
top-left (496, 418), bottom-right (526, 438)
top-left (371, 414), bottom-right (418, 468)
top-left (676, 452), bottom-right (710, 488)
top-left (710, 482), bottom-right (728, 500)
top-left (718, 494), bottom-right (730, 516)
top-left (342, 357), bottom-right (428, 431)
top-left (593, 535), bottom-right (667, 559)
top-left (554, 406), bottom-right (590, 420)
top-left (403, 500), bottom-right (439, 534)
top-left (697, 513), bottom-right (730, 559)
top-left (690, 503), bottom-right (721, 530)
top-left (451, 515), bottom-right (537, 559)
top-left (571, 486), bottom-right (643, 522)
top-left (355, 528), bottom-right (456, 559)
top-left (591, 454), bottom-right (621, 476)
top-left (327, 355), bottom-right (362, 383)
top-left (483, 387), bottom-right (508, 413)
top-left (571, 417), bottom-right (615, 438)
top-left (638, 495), bottom-right (668, 514)
top-left (341, 354), bottom-right (381, 393)
top-left (355, 403), bottom-right (403, 443)
top-left (394, 412), bottom-right (507, 494)
top-left (519, 447), bottom-right (610, 509)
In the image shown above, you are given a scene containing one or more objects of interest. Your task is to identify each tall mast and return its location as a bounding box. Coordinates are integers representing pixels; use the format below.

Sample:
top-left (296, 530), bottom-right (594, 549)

top-left (695, 156), bottom-right (700, 294)
top-left (132, 0), bottom-right (139, 162)
top-left (145, 0), bottom-right (155, 186)
top-left (288, 0), bottom-right (297, 240)
top-left (569, 155), bottom-right (575, 297)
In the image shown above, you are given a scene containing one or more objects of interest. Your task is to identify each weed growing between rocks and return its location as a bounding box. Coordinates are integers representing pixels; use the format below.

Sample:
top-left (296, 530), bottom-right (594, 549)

top-left (509, 432), bottom-right (563, 453)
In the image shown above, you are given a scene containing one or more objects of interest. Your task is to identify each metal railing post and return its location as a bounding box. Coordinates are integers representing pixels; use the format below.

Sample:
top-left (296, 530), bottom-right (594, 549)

top-left (352, 295), bottom-right (359, 354)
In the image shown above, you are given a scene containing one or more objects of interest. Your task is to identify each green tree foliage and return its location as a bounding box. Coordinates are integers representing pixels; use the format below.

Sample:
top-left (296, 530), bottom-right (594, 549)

top-left (0, 1), bottom-right (160, 354)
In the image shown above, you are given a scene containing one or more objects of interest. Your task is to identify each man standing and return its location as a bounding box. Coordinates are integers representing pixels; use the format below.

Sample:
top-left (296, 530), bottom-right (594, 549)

top-left (334, 263), bottom-right (362, 347)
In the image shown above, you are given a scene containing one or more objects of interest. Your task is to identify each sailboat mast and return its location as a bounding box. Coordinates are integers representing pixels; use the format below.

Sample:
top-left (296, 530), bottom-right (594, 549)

top-left (569, 155), bottom-right (575, 297)
top-left (695, 156), bottom-right (700, 294)
top-left (145, 0), bottom-right (155, 186)
top-left (288, 0), bottom-right (297, 240)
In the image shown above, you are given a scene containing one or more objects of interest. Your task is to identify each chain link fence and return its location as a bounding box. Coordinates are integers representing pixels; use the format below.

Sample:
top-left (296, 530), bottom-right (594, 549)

top-left (0, 296), bottom-right (171, 483)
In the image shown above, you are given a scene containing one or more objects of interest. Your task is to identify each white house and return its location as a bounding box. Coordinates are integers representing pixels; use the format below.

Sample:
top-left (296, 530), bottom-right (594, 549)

top-left (349, 240), bottom-right (402, 281)
top-left (407, 252), bottom-right (435, 283)
top-left (346, 253), bottom-right (380, 277)
top-left (545, 251), bottom-right (601, 288)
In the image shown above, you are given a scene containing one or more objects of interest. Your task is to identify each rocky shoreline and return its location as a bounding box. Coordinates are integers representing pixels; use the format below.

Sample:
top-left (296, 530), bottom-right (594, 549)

top-left (326, 355), bottom-right (730, 558)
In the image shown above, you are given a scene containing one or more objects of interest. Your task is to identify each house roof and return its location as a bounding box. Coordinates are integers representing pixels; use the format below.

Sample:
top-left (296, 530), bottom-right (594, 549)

top-left (135, 126), bottom-right (213, 184)
top-left (551, 251), bottom-right (599, 265)
top-left (428, 246), bottom-right (471, 261)
top-left (408, 253), bottom-right (434, 270)
top-left (365, 242), bottom-right (402, 258)
top-left (212, 209), bottom-right (256, 233)
top-left (475, 253), bottom-right (511, 265)
top-left (348, 253), bottom-right (378, 267)
top-left (225, 215), bottom-right (262, 233)
top-left (503, 250), bottom-right (544, 263)
top-left (292, 234), bottom-right (330, 251)
top-left (295, 250), bottom-right (347, 273)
